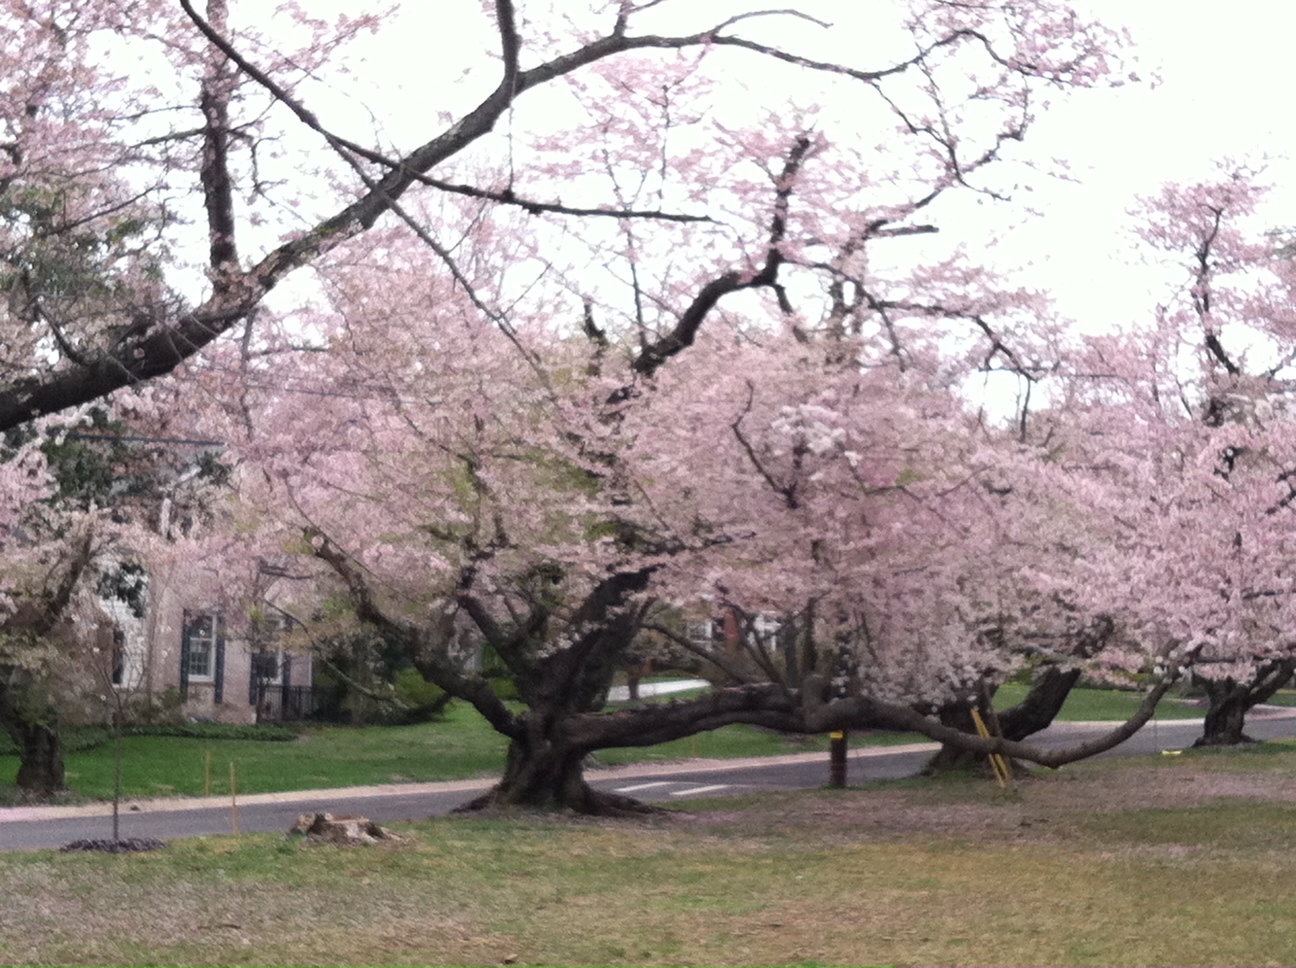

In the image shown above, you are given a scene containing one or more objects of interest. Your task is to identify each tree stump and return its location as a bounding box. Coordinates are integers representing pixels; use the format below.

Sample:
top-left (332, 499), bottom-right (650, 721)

top-left (287, 812), bottom-right (402, 845)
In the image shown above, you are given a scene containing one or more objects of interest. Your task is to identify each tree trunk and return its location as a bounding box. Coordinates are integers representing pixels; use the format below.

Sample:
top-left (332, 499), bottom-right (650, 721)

top-left (923, 698), bottom-right (986, 774)
top-left (0, 678), bottom-right (67, 798)
top-left (1193, 662), bottom-right (1294, 748)
top-left (10, 719), bottom-right (65, 797)
top-left (1194, 679), bottom-right (1255, 747)
top-left (925, 667), bottom-right (1081, 775)
top-left (456, 727), bottom-right (656, 816)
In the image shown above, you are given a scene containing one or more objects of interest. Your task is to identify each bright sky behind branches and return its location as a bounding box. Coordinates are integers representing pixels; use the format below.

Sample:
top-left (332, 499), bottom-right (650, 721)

top-left (977, 0), bottom-right (1296, 328)
top-left (275, 0), bottom-right (1296, 337)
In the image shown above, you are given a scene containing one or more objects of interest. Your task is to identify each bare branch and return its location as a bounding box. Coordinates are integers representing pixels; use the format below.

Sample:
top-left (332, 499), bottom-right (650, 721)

top-left (731, 381), bottom-right (798, 509)
top-left (423, 176), bottom-right (711, 222)
top-left (310, 532), bottom-right (522, 739)
top-left (197, 0), bottom-right (238, 282)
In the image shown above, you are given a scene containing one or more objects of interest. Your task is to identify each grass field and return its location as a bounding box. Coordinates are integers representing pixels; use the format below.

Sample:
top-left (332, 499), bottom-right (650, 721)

top-left (4, 742), bottom-right (1296, 966)
top-left (0, 683), bottom-right (1204, 803)
top-left (992, 681), bottom-right (1200, 720)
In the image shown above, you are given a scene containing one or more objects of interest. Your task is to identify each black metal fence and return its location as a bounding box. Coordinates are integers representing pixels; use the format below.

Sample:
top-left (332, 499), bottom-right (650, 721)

top-left (252, 682), bottom-right (346, 723)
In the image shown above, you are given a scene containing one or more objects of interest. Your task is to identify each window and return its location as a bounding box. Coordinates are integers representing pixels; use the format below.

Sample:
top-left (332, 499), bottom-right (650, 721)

top-left (251, 649), bottom-right (282, 684)
top-left (250, 611), bottom-right (293, 686)
top-left (185, 612), bottom-right (219, 681)
top-left (180, 610), bottom-right (226, 704)
top-left (110, 628), bottom-right (126, 686)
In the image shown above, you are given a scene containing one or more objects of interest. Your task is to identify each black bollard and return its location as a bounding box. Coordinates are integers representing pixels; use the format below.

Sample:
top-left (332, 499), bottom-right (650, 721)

top-left (829, 730), bottom-right (848, 788)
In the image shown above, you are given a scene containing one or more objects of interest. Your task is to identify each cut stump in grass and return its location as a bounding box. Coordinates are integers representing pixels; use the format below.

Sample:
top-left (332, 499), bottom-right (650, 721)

top-left (287, 812), bottom-right (404, 846)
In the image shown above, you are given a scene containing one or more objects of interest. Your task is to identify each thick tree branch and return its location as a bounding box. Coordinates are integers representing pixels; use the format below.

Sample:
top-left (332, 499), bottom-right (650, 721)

top-left (31, 531), bottom-right (95, 637)
top-left (0, 11), bottom-right (1057, 429)
top-left (563, 666), bottom-right (1186, 767)
top-left (633, 134), bottom-right (813, 376)
top-left (310, 533), bottom-right (521, 739)
top-left (197, 0), bottom-right (238, 282)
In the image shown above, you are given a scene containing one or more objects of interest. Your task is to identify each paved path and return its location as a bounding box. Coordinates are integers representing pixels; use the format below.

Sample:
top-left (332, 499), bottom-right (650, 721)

top-left (0, 742), bottom-right (942, 851)
top-left (605, 679), bottom-right (709, 702)
top-left (4, 706), bottom-right (1296, 851)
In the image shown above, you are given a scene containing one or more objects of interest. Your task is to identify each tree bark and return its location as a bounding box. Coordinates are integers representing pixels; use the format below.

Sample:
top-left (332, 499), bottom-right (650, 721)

top-left (0, 668), bottom-right (68, 798)
top-left (7, 717), bottom-right (65, 798)
top-left (1193, 662), bottom-right (1294, 748)
top-left (924, 698), bottom-right (988, 774)
top-left (456, 715), bottom-right (654, 816)
top-left (925, 667), bottom-right (1081, 774)
top-left (1195, 680), bottom-right (1253, 747)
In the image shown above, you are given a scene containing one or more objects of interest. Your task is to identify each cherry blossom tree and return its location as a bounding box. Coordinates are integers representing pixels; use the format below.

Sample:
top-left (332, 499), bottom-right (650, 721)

top-left (0, 293), bottom-right (247, 799)
top-left (624, 303), bottom-right (1167, 776)
top-left (1033, 168), bottom-right (1296, 747)
top-left (0, 0), bottom-right (1180, 809)
top-left (0, 524), bottom-right (93, 797)
top-left (190, 219), bottom-right (1182, 814)
top-left (0, 401), bottom-right (232, 796)
top-left (0, 0), bottom-right (1133, 431)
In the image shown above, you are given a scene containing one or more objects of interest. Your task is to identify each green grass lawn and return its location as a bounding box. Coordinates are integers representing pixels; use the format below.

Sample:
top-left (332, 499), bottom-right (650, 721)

top-left (0, 683), bottom-right (1204, 803)
top-left (5, 744), bottom-right (1296, 966)
top-left (0, 704), bottom-right (848, 803)
top-left (1264, 688), bottom-right (1296, 707)
top-left (58, 702), bottom-right (511, 800)
top-left (993, 682), bottom-right (1201, 720)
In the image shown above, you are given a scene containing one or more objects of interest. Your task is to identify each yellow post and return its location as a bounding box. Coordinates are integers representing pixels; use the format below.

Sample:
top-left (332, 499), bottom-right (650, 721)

top-left (230, 762), bottom-right (239, 835)
top-left (970, 708), bottom-right (1013, 789)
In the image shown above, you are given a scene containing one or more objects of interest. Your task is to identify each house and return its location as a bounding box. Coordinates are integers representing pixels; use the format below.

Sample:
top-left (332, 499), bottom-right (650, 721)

top-left (100, 562), bottom-right (314, 725)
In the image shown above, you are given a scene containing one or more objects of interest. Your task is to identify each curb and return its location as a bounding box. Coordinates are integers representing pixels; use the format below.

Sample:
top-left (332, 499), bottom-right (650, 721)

top-left (0, 743), bottom-right (943, 824)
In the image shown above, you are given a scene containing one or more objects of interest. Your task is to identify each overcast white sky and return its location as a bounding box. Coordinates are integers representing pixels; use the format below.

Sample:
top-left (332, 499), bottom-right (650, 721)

top-left (980, 0), bottom-right (1296, 328)
top-left (282, 1), bottom-right (1296, 334)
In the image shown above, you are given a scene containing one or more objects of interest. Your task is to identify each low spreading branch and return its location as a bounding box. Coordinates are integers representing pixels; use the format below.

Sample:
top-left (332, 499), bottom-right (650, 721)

top-left (310, 533), bottom-right (522, 739)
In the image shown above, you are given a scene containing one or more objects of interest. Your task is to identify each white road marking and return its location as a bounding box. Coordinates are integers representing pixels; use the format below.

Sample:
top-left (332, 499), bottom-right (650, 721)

top-left (668, 784), bottom-right (730, 797)
top-left (615, 781), bottom-right (672, 792)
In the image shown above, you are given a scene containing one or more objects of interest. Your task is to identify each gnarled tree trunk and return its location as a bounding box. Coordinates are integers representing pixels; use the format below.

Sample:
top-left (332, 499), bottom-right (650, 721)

top-left (925, 666), bottom-right (1081, 775)
top-left (456, 713), bottom-right (654, 815)
top-left (11, 719), bottom-right (65, 797)
top-left (1193, 662), bottom-right (1293, 748)
top-left (0, 667), bottom-right (67, 798)
top-left (0, 686), bottom-right (66, 797)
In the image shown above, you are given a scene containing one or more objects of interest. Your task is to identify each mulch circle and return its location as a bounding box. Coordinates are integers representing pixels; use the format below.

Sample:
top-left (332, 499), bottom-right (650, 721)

top-left (59, 838), bottom-right (167, 854)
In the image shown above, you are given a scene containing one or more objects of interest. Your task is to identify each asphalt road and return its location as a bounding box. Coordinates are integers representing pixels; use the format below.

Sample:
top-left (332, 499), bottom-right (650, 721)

top-left (4, 710), bottom-right (1296, 852)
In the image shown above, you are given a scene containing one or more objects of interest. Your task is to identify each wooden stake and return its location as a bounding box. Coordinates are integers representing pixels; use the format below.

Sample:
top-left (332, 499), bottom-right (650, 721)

top-left (230, 761), bottom-right (239, 835)
top-left (970, 708), bottom-right (1013, 789)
